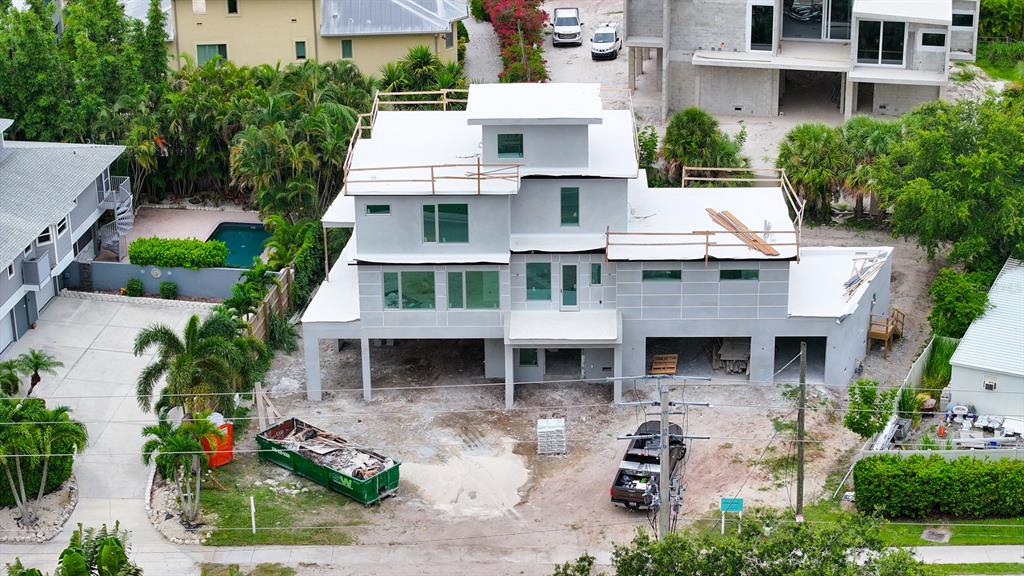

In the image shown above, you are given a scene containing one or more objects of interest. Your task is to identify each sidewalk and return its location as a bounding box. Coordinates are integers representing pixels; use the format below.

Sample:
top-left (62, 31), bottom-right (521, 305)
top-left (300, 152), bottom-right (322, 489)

top-left (912, 545), bottom-right (1024, 564)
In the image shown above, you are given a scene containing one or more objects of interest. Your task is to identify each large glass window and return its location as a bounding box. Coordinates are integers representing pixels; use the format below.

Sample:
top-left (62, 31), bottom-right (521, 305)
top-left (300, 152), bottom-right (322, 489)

top-left (642, 270), bottom-right (681, 281)
top-left (880, 22), bottom-right (906, 65)
top-left (560, 187), bottom-right (579, 226)
top-left (591, 263), bottom-right (602, 285)
top-left (526, 263), bottom-right (551, 300)
top-left (383, 271), bottom-right (436, 309)
top-left (782, 0), bottom-right (823, 39)
top-left (423, 204), bottom-right (469, 243)
top-left (858, 20), bottom-right (905, 65)
top-left (197, 44), bottom-right (228, 65)
top-left (519, 348), bottom-right (538, 367)
top-left (720, 269), bottom-right (760, 280)
top-left (828, 0), bottom-right (852, 39)
top-left (951, 13), bottom-right (974, 28)
top-left (448, 272), bottom-right (464, 309)
top-left (466, 271), bottom-right (500, 309)
top-left (497, 134), bottom-right (524, 158)
top-left (750, 4), bottom-right (774, 51)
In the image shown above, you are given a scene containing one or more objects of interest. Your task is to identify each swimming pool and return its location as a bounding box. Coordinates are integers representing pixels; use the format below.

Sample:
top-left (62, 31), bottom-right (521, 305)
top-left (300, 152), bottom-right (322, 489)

top-left (207, 222), bottom-right (270, 268)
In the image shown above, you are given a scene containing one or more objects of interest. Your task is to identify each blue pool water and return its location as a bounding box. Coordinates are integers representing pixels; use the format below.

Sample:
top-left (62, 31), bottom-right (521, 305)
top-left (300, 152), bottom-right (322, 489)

top-left (208, 222), bottom-right (271, 268)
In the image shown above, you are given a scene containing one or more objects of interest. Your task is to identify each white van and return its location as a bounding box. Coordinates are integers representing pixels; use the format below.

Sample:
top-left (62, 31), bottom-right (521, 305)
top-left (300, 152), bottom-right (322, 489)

top-left (551, 7), bottom-right (583, 47)
top-left (590, 22), bottom-right (622, 60)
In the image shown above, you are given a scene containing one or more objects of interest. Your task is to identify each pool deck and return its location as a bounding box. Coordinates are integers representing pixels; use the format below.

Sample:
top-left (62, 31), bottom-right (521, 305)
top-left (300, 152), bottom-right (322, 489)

top-left (125, 207), bottom-right (262, 246)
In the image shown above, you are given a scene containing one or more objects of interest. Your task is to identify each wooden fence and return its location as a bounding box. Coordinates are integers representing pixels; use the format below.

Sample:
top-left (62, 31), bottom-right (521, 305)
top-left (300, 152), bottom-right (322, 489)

top-left (249, 267), bottom-right (293, 341)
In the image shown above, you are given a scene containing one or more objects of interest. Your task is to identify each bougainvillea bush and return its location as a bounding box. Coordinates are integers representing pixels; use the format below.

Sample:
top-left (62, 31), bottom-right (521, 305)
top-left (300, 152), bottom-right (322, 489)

top-left (484, 0), bottom-right (549, 82)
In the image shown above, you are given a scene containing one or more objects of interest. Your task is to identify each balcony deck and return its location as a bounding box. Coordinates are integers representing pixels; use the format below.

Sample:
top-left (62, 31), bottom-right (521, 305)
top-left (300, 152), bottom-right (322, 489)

top-left (693, 40), bottom-right (851, 72)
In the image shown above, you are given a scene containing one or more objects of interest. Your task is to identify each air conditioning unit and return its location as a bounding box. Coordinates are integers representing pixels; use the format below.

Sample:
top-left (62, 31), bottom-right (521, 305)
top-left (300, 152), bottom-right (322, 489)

top-left (984, 380), bottom-right (997, 391)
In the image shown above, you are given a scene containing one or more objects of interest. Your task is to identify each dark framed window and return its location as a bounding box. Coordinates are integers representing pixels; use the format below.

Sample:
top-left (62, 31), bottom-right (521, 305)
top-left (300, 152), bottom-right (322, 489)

top-left (880, 21), bottom-right (906, 65)
top-left (951, 13), bottom-right (974, 27)
top-left (446, 23), bottom-right (455, 48)
top-left (423, 204), bottom-right (468, 243)
top-left (366, 204), bottom-right (390, 215)
top-left (858, 20), bottom-right (905, 65)
top-left (591, 263), bottom-right (602, 285)
top-left (750, 4), bottom-right (774, 51)
top-left (422, 205), bottom-right (436, 242)
top-left (856, 20), bottom-right (881, 63)
top-left (921, 32), bottom-right (945, 47)
top-left (526, 263), bottom-right (551, 300)
top-left (720, 269), bottom-right (760, 280)
top-left (227, 0), bottom-right (238, 14)
top-left (56, 217), bottom-right (68, 235)
top-left (560, 187), bottom-right (579, 226)
top-left (295, 41), bottom-right (307, 59)
top-left (197, 44), bottom-right (228, 65)
top-left (383, 271), bottom-right (436, 309)
top-left (341, 39), bottom-right (353, 59)
top-left (497, 133), bottom-right (524, 158)
top-left (642, 269), bottom-right (681, 281)
top-left (519, 348), bottom-right (538, 367)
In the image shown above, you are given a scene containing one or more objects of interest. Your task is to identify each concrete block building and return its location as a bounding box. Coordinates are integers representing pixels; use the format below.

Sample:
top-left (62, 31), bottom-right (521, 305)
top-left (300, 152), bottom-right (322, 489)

top-left (302, 83), bottom-right (894, 408)
top-left (0, 119), bottom-right (132, 354)
top-left (624, 0), bottom-right (980, 118)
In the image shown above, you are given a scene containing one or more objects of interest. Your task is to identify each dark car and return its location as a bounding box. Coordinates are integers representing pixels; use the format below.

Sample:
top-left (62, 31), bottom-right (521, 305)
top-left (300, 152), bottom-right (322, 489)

top-left (610, 421), bottom-right (686, 510)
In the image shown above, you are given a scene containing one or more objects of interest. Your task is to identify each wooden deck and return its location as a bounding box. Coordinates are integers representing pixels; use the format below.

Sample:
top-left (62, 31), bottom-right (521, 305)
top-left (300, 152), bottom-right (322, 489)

top-left (869, 308), bottom-right (905, 358)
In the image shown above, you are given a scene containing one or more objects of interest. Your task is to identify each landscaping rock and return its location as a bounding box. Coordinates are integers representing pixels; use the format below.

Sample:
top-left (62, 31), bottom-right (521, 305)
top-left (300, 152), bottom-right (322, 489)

top-left (0, 476), bottom-right (78, 543)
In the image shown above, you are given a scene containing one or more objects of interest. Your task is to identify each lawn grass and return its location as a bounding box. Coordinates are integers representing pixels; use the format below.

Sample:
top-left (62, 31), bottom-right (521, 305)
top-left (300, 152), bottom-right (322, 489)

top-left (974, 42), bottom-right (1024, 82)
top-left (200, 564), bottom-right (296, 576)
top-left (201, 454), bottom-right (364, 546)
top-left (803, 501), bottom-right (1024, 547)
top-left (925, 564), bottom-right (1024, 575)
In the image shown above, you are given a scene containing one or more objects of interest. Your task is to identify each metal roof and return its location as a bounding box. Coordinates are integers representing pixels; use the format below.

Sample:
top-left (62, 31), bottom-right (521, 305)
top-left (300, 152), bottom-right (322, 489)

top-left (950, 259), bottom-right (1024, 377)
top-left (0, 138), bottom-right (125, 268)
top-left (320, 0), bottom-right (467, 36)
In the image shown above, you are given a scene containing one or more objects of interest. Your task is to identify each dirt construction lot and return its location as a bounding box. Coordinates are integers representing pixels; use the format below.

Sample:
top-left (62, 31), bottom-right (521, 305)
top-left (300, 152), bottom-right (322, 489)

top-left (245, 226), bottom-right (941, 573)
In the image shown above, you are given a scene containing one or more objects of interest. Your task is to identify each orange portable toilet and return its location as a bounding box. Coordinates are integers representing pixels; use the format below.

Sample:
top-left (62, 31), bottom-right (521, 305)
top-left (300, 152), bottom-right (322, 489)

top-left (202, 422), bottom-right (234, 468)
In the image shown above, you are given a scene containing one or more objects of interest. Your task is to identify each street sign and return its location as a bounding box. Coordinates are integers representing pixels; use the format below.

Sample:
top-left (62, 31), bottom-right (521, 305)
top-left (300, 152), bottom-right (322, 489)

top-left (720, 497), bottom-right (744, 513)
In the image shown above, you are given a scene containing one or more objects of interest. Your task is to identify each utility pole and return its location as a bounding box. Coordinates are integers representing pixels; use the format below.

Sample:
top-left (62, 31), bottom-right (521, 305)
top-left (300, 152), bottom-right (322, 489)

top-left (796, 341), bottom-right (807, 520)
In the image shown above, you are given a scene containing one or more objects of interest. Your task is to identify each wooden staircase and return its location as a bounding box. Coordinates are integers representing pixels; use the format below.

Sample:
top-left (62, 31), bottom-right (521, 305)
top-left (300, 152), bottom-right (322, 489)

top-left (869, 308), bottom-right (905, 358)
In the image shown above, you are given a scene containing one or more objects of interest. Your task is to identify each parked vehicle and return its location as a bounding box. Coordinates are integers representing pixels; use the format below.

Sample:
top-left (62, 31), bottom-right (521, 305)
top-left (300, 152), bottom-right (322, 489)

top-left (610, 420), bottom-right (686, 510)
top-left (551, 7), bottom-right (583, 47)
top-left (256, 418), bottom-right (400, 505)
top-left (590, 22), bottom-right (622, 60)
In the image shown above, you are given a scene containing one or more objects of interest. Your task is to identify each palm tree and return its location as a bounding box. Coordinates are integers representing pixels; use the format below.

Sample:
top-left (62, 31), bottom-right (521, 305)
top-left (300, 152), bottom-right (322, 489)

top-left (34, 405), bottom-right (87, 504)
top-left (142, 413), bottom-right (223, 523)
top-left (15, 349), bottom-right (64, 397)
top-left (263, 215), bottom-right (315, 269)
top-left (661, 108), bottom-right (748, 184)
top-left (134, 314), bottom-right (242, 417)
top-left (776, 123), bottom-right (849, 222)
top-left (841, 116), bottom-right (898, 217)
top-left (0, 360), bottom-right (20, 397)
top-left (0, 399), bottom-right (41, 524)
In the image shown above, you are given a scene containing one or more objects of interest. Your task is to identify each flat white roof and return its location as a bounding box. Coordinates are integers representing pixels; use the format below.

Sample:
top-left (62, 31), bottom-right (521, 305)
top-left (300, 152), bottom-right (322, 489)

top-left (343, 109), bottom-right (638, 195)
top-left (354, 252), bottom-right (510, 264)
top-left (322, 193), bottom-right (355, 227)
top-left (506, 310), bottom-right (620, 345)
top-left (607, 181), bottom-right (798, 261)
top-left (510, 233), bottom-right (605, 253)
top-left (950, 259), bottom-right (1024, 377)
top-left (787, 246), bottom-right (893, 318)
top-left (853, 0), bottom-right (952, 26)
top-left (302, 234), bottom-right (361, 325)
top-left (849, 66), bottom-right (947, 86)
top-left (465, 83), bottom-right (603, 125)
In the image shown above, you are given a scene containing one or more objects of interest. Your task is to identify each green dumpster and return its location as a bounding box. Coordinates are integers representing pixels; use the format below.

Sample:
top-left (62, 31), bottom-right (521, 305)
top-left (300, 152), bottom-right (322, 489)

top-left (256, 418), bottom-right (400, 505)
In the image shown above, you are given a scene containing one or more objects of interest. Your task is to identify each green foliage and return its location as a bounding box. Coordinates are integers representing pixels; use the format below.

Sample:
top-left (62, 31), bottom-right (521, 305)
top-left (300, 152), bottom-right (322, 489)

top-left (896, 386), bottom-right (922, 426)
top-left (125, 278), bottom-right (145, 297)
top-left (843, 379), bottom-right (896, 438)
top-left (636, 125), bottom-right (658, 172)
top-left (470, 0), bottom-right (489, 21)
top-left (292, 226), bottom-right (350, 310)
top-left (980, 0), bottom-right (1024, 39)
top-left (142, 413), bottom-right (224, 523)
top-left (659, 108), bottom-right (748, 185)
top-left (128, 237), bottom-right (228, 269)
top-left (267, 313), bottom-right (298, 354)
top-left (456, 20), bottom-right (469, 63)
top-left (0, 399), bottom-right (83, 510)
top-left (200, 564), bottom-right (297, 576)
top-left (15, 349), bottom-right (64, 397)
top-left (159, 281), bottom-right (178, 300)
top-left (551, 555), bottom-right (595, 576)
top-left (979, 41), bottom-right (1024, 68)
top-left (554, 510), bottom-right (926, 576)
top-left (923, 336), bottom-right (959, 394)
top-left (378, 45), bottom-right (469, 95)
top-left (776, 122), bottom-right (847, 222)
top-left (854, 455), bottom-right (1024, 519)
top-left (263, 215), bottom-right (314, 270)
top-left (928, 268), bottom-right (994, 338)
top-left (0, 360), bottom-right (20, 397)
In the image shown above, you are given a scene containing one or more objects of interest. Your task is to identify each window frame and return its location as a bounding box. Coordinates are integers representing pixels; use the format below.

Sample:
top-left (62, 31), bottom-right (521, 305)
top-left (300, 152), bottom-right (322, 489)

top-left (226, 0), bottom-right (238, 15)
top-left (855, 19), bottom-right (907, 67)
top-left (447, 270), bottom-right (501, 310)
top-left (642, 269), bottom-right (681, 281)
top-left (37, 226), bottom-right (53, 247)
top-left (365, 204), bottom-right (391, 215)
top-left (23, 245), bottom-right (32, 257)
top-left (747, 0), bottom-right (775, 52)
top-left (951, 11), bottom-right (974, 29)
top-left (560, 187), bottom-right (580, 226)
top-left (341, 39), bottom-right (353, 59)
top-left (6, 264), bottom-right (14, 279)
top-left (719, 269), bottom-right (760, 281)
top-left (56, 217), bottom-right (69, 236)
top-left (422, 203), bottom-right (469, 244)
top-left (497, 133), bottom-right (524, 159)
top-left (445, 22), bottom-right (455, 48)
top-left (382, 270), bottom-right (436, 310)
top-left (197, 43), bottom-right (228, 65)
top-left (295, 40), bottom-right (307, 60)
top-left (525, 262), bottom-right (552, 301)
top-left (590, 262), bottom-right (602, 285)
top-left (518, 348), bottom-right (539, 367)
top-left (918, 29), bottom-right (946, 51)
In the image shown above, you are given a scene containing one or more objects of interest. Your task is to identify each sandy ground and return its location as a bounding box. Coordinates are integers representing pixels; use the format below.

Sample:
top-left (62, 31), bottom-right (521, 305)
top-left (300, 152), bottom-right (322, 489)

top-left (542, 0), bottom-right (630, 109)
top-left (247, 225), bottom-right (939, 567)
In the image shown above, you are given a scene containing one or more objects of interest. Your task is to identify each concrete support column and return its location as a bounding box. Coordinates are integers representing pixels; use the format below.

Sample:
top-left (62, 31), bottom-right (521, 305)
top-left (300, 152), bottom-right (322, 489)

top-left (749, 334), bottom-right (776, 384)
top-left (655, 49), bottom-right (663, 91)
top-left (360, 336), bottom-right (372, 401)
top-left (844, 78), bottom-right (855, 119)
top-left (637, 47), bottom-right (644, 74)
top-left (613, 345), bottom-right (623, 404)
top-left (628, 47), bottom-right (636, 89)
top-left (304, 334), bottom-right (322, 401)
top-left (504, 344), bottom-right (515, 410)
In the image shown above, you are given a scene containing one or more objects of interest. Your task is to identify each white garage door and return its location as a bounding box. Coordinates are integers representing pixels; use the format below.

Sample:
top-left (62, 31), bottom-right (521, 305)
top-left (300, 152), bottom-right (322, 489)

top-left (0, 310), bottom-right (13, 354)
top-left (36, 277), bottom-right (56, 311)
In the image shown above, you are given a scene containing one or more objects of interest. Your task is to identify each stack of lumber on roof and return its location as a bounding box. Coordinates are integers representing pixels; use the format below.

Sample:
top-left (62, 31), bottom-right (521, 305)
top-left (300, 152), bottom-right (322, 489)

top-left (706, 209), bottom-right (780, 256)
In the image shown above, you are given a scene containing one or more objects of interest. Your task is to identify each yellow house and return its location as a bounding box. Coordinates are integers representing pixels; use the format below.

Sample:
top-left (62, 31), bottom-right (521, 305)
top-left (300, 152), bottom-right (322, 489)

top-left (168, 0), bottom-right (467, 75)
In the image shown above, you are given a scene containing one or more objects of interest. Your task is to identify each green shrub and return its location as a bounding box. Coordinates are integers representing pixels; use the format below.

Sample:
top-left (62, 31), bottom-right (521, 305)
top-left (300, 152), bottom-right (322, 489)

top-left (470, 0), bottom-right (488, 21)
top-left (979, 41), bottom-right (1024, 67)
top-left (980, 0), bottom-right (1024, 39)
top-left (457, 21), bottom-right (469, 63)
top-left (843, 379), bottom-right (896, 438)
top-left (125, 278), bottom-right (145, 297)
top-left (0, 449), bottom-right (73, 507)
top-left (928, 268), bottom-right (994, 338)
top-left (159, 281), bottom-right (178, 299)
top-left (922, 336), bottom-right (959, 395)
top-left (268, 313), bottom-right (298, 353)
top-left (128, 236), bottom-right (228, 269)
top-left (854, 455), bottom-right (1024, 518)
top-left (292, 226), bottom-right (349, 310)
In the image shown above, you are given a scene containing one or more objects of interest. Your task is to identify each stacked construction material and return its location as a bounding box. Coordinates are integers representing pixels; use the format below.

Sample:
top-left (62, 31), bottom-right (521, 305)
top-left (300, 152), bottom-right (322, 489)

top-left (537, 418), bottom-right (567, 455)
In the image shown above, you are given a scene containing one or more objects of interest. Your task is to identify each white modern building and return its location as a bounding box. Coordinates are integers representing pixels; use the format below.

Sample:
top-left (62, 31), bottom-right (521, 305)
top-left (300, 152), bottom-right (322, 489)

top-left (302, 83), bottom-right (894, 408)
top-left (948, 258), bottom-right (1024, 417)
top-left (623, 0), bottom-right (980, 118)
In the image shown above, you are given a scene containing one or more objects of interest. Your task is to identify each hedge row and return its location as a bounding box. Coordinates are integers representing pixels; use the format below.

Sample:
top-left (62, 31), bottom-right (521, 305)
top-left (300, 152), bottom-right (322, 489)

top-left (854, 454), bottom-right (1024, 519)
top-left (484, 0), bottom-right (549, 82)
top-left (291, 226), bottom-right (350, 310)
top-left (128, 236), bottom-right (228, 269)
top-left (980, 0), bottom-right (1024, 40)
top-left (0, 451), bottom-right (74, 507)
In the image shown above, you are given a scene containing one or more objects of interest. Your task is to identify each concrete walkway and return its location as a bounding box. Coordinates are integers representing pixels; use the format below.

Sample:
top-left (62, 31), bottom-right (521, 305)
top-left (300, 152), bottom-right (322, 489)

top-left (912, 545), bottom-right (1024, 564)
top-left (462, 16), bottom-right (501, 83)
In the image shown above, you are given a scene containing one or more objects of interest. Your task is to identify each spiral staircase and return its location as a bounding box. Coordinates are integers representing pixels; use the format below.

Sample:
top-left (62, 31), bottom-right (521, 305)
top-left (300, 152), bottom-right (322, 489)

top-left (97, 176), bottom-right (134, 261)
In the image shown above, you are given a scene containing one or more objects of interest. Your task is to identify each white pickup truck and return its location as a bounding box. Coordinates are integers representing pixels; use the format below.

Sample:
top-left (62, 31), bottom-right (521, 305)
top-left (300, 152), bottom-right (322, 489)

top-left (551, 7), bottom-right (583, 47)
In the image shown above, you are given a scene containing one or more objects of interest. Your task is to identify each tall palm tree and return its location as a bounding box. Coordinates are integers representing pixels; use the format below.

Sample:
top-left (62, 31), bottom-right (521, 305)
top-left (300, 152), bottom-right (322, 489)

top-left (263, 215), bottom-right (315, 269)
top-left (15, 349), bottom-right (64, 397)
top-left (133, 314), bottom-right (242, 417)
top-left (142, 413), bottom-right (223, 523)
top-left (0, 400), bottom-right (41, 524)
top-left (34, 405), bottom-right (87, 504)
top-left (0, 360), bottom-right (20, 397)
top-left (776, 123), bottom-right (848, 222)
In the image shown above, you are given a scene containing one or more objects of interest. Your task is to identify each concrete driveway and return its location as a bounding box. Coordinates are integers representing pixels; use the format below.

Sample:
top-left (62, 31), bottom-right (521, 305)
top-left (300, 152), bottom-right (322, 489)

top-left (1, 296), bottom-right (207, 574)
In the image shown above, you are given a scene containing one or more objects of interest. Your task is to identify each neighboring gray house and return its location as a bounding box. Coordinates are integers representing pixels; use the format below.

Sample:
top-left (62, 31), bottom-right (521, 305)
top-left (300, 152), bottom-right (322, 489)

top-left (0, 119), bottom-right (133, 354)
top-left (948, 258), bottom-right (1024, 417)
top-left (302, 83), bottom-right (893, 408)
top-left (624, 0), bottom-right (980, 119)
